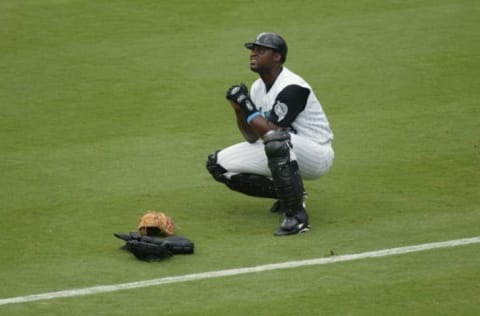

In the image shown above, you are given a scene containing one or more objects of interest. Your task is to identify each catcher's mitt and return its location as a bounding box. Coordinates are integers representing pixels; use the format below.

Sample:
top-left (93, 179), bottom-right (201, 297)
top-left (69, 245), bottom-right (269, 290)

top-left (137, 211), bottom-right (175, 236)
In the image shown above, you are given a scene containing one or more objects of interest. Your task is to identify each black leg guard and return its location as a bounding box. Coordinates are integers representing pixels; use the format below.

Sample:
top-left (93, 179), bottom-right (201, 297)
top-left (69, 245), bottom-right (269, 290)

top-left (206, 151), bottom-right (277, 198)
top-left (263, 130), bottom-right (306, 217)
top-left (227, 173), bottom-right (277, 198)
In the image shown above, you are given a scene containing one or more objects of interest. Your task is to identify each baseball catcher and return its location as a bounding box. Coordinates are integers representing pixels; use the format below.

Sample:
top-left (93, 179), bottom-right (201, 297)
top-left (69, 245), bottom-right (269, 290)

top-left (206, 32), bottom-right (334, 236)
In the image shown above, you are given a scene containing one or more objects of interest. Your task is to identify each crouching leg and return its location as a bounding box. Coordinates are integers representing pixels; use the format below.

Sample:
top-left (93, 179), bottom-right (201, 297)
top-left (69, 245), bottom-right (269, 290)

top-left (263, 130), bottom-right (310, 236)
top-left (206, 151), bottom-right (277, 198)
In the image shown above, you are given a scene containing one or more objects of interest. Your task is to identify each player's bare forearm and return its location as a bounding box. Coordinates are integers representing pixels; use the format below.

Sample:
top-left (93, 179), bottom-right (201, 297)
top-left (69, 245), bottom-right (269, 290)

top-left (249, 115), bottom-right (279, 138)
top-left (229, 100), bottom-right (277, 141)
top-left (233, 107), bottom-right (260, 143)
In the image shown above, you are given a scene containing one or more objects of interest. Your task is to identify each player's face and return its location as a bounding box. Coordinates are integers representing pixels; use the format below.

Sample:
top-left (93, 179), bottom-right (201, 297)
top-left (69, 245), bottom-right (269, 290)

top-left (249, 45), bottom-right (275, 73)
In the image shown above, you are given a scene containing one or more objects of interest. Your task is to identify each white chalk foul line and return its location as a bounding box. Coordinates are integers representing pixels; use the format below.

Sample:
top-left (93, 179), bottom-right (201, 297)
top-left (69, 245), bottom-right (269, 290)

top-left (1, 236), bottom-right (479, 306)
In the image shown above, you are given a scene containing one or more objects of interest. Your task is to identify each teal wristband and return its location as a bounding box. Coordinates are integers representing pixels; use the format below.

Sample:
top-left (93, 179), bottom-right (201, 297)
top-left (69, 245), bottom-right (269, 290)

top-left (247, 112), bottom-right (261, 124)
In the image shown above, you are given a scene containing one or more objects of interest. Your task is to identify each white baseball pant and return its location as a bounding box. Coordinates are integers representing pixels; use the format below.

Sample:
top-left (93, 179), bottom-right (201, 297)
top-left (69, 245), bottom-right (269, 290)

top-left (217, 134), bottom-right (334, 180)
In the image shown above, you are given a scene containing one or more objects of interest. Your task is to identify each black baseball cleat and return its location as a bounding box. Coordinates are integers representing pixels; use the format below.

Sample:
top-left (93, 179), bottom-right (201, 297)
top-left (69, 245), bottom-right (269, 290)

top-left (274, 212), bottom-right (311, 236)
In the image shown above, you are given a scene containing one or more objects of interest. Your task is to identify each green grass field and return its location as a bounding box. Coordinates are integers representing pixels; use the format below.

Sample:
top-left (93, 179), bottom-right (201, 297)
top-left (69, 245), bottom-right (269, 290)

top-left (1, 0), bottom-right (479, 315)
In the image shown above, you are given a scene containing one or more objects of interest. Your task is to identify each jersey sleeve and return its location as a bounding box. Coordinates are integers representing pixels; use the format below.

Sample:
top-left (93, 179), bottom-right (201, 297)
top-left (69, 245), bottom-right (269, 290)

top-left (268, 84), bottom-right (310, 128)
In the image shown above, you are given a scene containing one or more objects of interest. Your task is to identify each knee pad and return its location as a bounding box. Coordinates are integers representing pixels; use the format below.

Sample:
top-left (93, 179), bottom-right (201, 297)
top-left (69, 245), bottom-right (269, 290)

top-left (206, 150), bottom-right (228, 183)
top-left (263, 129), bottom-right (292, 168)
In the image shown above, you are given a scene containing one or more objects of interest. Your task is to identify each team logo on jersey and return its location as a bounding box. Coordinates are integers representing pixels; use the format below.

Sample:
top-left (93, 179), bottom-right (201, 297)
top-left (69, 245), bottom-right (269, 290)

top-left (273, 101), bottom-right (288, 122)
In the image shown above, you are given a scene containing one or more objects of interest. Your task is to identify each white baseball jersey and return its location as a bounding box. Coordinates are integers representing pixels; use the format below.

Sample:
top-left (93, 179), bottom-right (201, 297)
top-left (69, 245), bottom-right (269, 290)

top-left (217, 67), bottom-right (334, 180)
top-left (250, 67), bottom-right (333, 145)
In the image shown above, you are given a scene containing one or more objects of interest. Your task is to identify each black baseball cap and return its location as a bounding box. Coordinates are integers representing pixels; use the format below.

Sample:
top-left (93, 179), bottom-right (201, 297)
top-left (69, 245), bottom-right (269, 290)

top-left (245, 32), bottom-right (288, 62)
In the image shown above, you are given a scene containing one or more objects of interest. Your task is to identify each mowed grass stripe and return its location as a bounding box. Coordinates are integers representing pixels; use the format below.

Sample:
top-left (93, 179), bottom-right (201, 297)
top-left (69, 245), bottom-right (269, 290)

top-left (1, 236), bottom-right (478, 306)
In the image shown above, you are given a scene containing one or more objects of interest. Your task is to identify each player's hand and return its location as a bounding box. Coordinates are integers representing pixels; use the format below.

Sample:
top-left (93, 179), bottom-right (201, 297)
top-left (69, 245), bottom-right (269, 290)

top-left (226, 84), bottom-right (258, 120)
top-left (226, 83), bottom-right (249, 105)
top-left (228, 100), bottom-right (241, 112)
